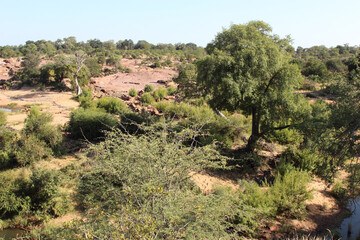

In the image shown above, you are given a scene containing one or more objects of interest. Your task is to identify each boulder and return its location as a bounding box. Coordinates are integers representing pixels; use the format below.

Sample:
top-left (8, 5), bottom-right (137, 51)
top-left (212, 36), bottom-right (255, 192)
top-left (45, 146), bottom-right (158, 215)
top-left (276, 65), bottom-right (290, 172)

top-left (157, 80), bottom-right (168, 85)
top-left (61, 78), bottom-right (72, 90)
top-left (120, 94), bottom-right (131, 101)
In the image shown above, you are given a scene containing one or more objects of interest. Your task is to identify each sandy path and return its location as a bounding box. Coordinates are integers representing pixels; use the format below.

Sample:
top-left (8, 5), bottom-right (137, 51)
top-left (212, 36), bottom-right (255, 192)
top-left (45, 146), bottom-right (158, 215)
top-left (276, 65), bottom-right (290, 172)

top-left (0, 86), bottom-right (78, 130)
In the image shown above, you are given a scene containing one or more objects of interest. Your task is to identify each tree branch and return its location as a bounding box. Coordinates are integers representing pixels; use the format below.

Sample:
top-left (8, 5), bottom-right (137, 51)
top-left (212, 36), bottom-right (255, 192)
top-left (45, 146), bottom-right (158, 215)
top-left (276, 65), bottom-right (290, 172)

top-left (264, 70), bottom-right (281, 94)
top-left (259, 123), bottom-right (294, 137)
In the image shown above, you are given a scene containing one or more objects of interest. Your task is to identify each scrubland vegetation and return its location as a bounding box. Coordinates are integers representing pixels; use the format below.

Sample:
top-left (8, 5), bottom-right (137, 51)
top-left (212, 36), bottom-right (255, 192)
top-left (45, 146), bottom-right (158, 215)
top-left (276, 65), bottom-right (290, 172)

top-left (1, 21), bottom-right (360, 239)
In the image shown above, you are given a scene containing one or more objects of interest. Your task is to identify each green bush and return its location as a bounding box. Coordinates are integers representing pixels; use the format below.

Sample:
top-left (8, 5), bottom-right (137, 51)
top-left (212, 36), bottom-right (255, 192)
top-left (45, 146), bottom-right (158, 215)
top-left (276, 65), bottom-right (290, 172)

top-left (0, 127), bottom-right (18, 169)
top-left (331, 181), bottom-right (348, 204)
top-left (140, 92), bottom-right (155, 106)
top-left (27, 169), bottom-right (69, 216)
top-left (239, 169), bottom-right (311, 219)
top-left (68, 108), bottom-right (118, 141)
top-left (0, 168), bottom-right (69, 222)
top-left (0, 175), bottom-right (30, 218)
top-left (144, 84), bottom-right (154, 92)
top-left (0, 112), bottom-right (6, 126)
top-left (154, 101), bottom-right (201, 119)
top-left (128, 88), bottom-right (137, 97)
top-left (269, 169), bottom-right (311, 218)
top-left (154, 102), bottom-right (249, 148)
top-left (96, 97), bottom-right (128, 114)
top-left (167, 85), bottom-right (177, 96)
top-left (23, 107), bottom-right (63, 155)
top-left (119, 112), bottom-right (147, 134)
top-left (71, 128), bottom-right (263, 239)
top-left (279, 147), bottom-right (324, 173)
top-left (78, 87), bottom-right (96, 109)
top-left (153, 86), bottom-right (167, 101)
top-left (265, 128), bottom-right (303, 145)
top-left (238, 180), bottom-right (276, 217)
top-left (15, 135), bottom-right (52, 166)
top-left (198, 114), bottom-right (249, 148)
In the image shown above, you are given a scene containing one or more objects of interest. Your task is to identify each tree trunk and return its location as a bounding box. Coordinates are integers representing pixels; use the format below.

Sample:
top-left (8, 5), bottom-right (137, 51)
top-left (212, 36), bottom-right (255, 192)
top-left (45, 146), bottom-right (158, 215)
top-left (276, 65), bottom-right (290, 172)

top-left (74, 75), bottom-right (82, 95)
top-left (246, 107), bottom-right (260, 151)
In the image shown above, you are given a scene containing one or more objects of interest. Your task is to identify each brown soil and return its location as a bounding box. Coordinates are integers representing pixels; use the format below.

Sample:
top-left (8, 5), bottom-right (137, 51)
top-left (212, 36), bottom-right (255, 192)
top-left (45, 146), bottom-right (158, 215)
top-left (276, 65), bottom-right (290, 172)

top-left (190, 147), bottom-right (348, 235)
top-left (287, 175), bottom-right (348, 233)
top-left (190, 171), bottom-right (239, 194)
top-left (0, 86), bottom-right (78, 130)
top-left (93, 58), bottom-right (178, 94)
top-left (0, 58), bottom-right (21, 81)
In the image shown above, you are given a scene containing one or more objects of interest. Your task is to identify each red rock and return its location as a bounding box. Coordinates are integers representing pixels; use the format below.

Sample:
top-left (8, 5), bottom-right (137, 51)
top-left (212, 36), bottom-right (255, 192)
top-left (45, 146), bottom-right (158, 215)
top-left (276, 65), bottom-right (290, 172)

top-left (120, 94), bottom-right (131, 101)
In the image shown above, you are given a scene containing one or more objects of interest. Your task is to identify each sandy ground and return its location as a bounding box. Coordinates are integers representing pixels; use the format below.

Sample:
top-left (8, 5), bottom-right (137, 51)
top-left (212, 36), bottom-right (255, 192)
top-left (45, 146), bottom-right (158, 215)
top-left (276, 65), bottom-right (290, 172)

top-left (0, 86), bottom-right (78, 130)
top-left (93, 58), bottom-right (178, 93)
top-left (190, 171), bottom-right (239, 194)
top-left (191, 170), bottom-right (346, 234)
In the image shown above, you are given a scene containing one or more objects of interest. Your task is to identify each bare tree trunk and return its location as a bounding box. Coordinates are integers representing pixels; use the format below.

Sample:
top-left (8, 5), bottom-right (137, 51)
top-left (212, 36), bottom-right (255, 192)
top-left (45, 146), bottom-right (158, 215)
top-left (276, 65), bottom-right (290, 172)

top-left (74, 51), bottom-right (86, 95)
top-left (246, 107), bottom-right (260, 152)
top-left (74, 74), bottom-right (82, 95)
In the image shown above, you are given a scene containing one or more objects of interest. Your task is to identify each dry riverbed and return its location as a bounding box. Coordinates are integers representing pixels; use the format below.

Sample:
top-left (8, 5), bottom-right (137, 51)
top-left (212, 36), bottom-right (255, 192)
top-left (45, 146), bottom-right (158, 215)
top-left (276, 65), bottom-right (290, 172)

top-left (0, 86), bottom-right (79, 130)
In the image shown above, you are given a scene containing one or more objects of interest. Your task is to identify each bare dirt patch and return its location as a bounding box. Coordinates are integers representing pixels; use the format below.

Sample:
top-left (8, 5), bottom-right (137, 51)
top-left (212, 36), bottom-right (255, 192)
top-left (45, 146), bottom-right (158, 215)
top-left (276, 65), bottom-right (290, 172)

top-left (287, 176), bottom-right (346, 233)
top-left (0, 58), bottom-right (21, 81)
top-left (190, 171), bottom-right (239, 194)
top-left (93, 58), bottom-right (178, 94)
top-left (0, 86), bottom-right (78, 130)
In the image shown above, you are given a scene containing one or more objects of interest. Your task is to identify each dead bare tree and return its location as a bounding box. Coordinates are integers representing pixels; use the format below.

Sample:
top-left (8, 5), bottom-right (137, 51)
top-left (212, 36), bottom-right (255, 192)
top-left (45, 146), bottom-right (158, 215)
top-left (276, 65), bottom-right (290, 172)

top-left (73, 50), bottom-right (87, 95)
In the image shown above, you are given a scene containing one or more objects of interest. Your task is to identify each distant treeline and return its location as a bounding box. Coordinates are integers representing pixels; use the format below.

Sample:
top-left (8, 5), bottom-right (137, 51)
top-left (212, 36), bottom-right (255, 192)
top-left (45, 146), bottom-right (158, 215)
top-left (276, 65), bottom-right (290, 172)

top-left (0, 37), bottom-right (204, 58)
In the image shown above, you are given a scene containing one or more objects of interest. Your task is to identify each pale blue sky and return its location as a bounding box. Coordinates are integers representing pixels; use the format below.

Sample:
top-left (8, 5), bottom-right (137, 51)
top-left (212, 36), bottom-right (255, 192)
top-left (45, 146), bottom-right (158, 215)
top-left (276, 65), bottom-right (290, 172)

top-left (1, 0), bottom-right (359, 48)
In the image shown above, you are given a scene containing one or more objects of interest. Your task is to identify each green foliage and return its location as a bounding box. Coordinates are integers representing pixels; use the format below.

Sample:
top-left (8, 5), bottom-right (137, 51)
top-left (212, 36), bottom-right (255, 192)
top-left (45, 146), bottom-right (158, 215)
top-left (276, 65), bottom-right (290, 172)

top-left (331, 181), bottom-right (348, 204)
top-left (78, 87), bottom-right (96, 109)
top-left (144, 84), bottom-right (154, 92)
top-left (23, 107), bottom-right (63, 155)
top-left (0, 168), bottom-right (69, 222)
top-left (96, 97), bottom-right (128, 114)
top-left (85, 58), bottom-right (102, 77)
top-left (0, 175), bottom-right (30, 218)
top-left (119, 112), bottom-right (147, 135)
top-left (68, 108), bottom-right (118, 141)
top-left (154, 101), bottom-right (250, 148)
top-left (21, 53), bottom-right (41, 71)
top-left (265, 127), bottom-right (303, 145)
top-left (196, 21), bottom-right (307, 150)
top-left (39, 62), bottom-right (67, 85)
top-left (15, 135), bottom-right (52, 166)
top-left (199, 114), bottom-right (249, 148)
top-left (128, 88), bottom-right (137, 97)
top-left (0, 46), bottom-right (21, 58)
top-left (166, 85), bottom-right (177, 95)
top-left (153, 86), bottom-right (168, 101)
top-left (325, 58), bottom-right (346, 73)
top-left (27, 169), bottom-right (65, 215)
top-left (69, 128), bottom-right (264, 239)
top-left (140, 92), bottom-right (155, 106)
top-left (173, 63), bottom-right (198, 98)
top-left (278, 146), bottom-right (329, 177)
top-left (302, 58), bottom-right (331, 82)
top-left (0, 127), bottom-right (18, 169)
top-left (154, 101), bottom-right (213, 119)
top-left (239, 169), bottom-right (311, 219)
top-left (0, 112), bottom-right (6, 126)
top-left (269, 169), bottom-right (311, 218)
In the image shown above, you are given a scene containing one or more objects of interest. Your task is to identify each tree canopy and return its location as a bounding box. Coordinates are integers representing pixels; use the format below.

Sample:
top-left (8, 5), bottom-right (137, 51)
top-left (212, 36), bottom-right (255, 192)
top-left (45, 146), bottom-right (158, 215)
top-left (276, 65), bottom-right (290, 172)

top-left (196, 21), bottom-right (309, 150)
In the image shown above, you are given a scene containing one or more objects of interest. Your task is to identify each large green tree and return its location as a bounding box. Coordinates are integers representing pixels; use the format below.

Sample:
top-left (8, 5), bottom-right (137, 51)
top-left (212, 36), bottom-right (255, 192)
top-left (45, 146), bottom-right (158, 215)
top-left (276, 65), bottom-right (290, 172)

top-left (196, 21), bottom-right (309, 151)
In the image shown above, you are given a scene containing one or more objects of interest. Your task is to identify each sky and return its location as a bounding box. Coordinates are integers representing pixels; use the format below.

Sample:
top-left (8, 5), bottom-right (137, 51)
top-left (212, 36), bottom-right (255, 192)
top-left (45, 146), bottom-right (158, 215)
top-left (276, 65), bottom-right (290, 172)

top-left (1, 0), bottom-right (359, 48)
